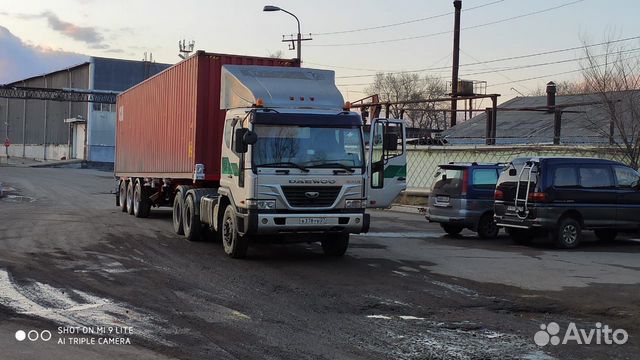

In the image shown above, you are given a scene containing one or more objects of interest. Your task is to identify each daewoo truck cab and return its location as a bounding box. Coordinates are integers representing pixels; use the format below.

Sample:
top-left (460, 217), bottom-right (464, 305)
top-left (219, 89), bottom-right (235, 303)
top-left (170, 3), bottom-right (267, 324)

top-left (115, 52), bottom-right (406, 258)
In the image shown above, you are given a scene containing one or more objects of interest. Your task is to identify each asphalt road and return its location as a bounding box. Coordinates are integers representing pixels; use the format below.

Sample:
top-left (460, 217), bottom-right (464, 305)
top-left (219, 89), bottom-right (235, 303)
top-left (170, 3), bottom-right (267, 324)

top-left (0, 167), bottom-right (638, 360)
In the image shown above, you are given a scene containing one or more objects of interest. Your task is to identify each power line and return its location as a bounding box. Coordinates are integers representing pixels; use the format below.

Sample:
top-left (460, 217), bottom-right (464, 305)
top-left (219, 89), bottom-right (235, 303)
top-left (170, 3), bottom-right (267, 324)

top-left (308, 0), bottom-right (584, 47)
top-left (312, 0), bottom-right (504, 36)
top-left (335, 47), bottom-right (640, 87)
top-left (331, 35), bottom-right (640, 79)
top-left (487, 52), bottom-right (640, 87)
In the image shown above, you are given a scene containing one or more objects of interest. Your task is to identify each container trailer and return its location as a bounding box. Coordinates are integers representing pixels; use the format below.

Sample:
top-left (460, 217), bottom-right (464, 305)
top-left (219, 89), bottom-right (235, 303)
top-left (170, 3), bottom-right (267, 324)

top-left (115, 51), bottom-right (407, 258)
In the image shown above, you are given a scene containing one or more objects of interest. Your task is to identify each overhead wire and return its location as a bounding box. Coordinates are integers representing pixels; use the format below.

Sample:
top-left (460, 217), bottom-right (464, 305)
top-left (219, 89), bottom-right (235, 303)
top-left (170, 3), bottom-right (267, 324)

top-left (312, 0), bottom-right (505, 36)
top-left (308, 0), bottom-right (584, 47)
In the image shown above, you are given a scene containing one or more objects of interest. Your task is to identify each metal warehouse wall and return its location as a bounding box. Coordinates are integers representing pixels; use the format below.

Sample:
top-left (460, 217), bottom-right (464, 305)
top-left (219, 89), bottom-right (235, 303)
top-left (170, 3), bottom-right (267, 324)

top-left (87, 58), bottom-right (171, 163)
top-left (92, 57), bottom-right (171, 91)
top-left (1, 64), bottom-right (89, 159)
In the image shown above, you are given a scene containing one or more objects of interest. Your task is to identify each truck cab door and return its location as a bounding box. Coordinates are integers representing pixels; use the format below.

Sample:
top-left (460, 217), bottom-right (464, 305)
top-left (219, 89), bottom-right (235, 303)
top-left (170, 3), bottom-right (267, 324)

top-left (366, 118), bottom-right (407, 208)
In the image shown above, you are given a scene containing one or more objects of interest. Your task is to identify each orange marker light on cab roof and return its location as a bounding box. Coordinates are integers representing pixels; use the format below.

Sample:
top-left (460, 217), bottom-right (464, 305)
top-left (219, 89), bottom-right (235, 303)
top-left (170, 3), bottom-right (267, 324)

top-left (343, 101), bottom-right (352, 110)
top-left (255, 98), bottom-right (265, 107)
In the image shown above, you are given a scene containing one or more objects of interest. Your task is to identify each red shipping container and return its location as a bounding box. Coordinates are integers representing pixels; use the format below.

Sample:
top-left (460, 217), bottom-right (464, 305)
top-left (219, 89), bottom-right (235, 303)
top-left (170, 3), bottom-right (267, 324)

top-left (115, 51), bottom-right (298, 181)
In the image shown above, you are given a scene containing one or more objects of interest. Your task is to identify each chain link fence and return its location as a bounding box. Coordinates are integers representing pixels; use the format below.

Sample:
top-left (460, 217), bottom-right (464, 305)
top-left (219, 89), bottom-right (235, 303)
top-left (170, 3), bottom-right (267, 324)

top-left (407, 145), bottom-right (628, 190)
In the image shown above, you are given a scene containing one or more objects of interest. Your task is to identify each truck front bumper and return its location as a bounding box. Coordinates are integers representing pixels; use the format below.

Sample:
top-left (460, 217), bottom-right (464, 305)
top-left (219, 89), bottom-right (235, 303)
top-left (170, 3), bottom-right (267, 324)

top-left (240, 210), bottom-right (369, 235)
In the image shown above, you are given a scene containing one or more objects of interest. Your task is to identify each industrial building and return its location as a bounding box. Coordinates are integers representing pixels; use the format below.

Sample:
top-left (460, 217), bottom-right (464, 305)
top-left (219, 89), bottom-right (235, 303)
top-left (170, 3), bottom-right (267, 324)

top-left (1, 57), bottom-right (171, 163)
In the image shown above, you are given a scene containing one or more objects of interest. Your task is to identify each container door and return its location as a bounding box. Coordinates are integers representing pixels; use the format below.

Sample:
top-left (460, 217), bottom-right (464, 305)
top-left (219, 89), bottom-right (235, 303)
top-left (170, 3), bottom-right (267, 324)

top-left (366, 118), bottom-right (407, 208)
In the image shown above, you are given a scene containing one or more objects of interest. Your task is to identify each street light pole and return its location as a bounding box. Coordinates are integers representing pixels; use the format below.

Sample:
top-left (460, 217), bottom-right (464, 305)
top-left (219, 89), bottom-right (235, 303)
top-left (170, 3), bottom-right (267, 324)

top-left (263, 5), bottom-right (310, 64)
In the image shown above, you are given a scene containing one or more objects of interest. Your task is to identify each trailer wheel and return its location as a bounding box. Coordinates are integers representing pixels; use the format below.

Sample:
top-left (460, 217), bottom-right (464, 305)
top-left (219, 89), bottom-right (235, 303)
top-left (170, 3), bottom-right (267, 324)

top-left (321, 234), bottom-right (349, 256)
top-left (126, 180), bottom-right (135, 215)
top-left (222, 206), bottom-right (248, 258)
top-left (133, 180), bottom-right (151, 218)
top-left (172, 191), bottom-right (185, 235)
top-left (183, 194), bottom-right (202, 242)
top-left (119, 180), bottom-right (128, 213)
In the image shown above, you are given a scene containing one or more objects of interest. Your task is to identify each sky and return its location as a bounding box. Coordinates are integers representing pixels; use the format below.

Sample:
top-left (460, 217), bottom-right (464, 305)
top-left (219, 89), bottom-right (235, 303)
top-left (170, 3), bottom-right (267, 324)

top-left (0, 0), bottom-right (639, 105)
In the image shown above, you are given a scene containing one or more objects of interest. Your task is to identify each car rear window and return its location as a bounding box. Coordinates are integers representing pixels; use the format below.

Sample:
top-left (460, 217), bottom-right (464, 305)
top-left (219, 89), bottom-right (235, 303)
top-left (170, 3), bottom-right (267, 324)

top-left (579, 166), bottom-right (614, 188)
top-left (472, 169), bottom-right (498, 189)
top-left (614, 166), bottom-right (640, 188)
top-left (552, 166), bottom-right (578, 187)
top-left (432, 168), bottom-right (464, 195)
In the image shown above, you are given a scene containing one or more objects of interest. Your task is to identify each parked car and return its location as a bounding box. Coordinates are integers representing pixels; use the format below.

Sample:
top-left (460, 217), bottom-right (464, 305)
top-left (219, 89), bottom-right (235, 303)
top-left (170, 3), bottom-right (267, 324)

top-left (494, 157), bottom-right (640, 248)
top-left (426, 163), bottom-right (503, 238)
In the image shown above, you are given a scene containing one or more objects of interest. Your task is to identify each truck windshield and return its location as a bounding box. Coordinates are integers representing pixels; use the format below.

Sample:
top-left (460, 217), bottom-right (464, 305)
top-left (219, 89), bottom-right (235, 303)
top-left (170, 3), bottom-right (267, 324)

top-left (252, 125), bottom-right (364, 170)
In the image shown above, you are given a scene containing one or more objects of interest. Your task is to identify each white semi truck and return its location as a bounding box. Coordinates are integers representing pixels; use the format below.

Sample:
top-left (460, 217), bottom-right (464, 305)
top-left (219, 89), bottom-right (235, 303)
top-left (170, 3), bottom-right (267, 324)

top-left (115, 52), bottom-right (406, 258)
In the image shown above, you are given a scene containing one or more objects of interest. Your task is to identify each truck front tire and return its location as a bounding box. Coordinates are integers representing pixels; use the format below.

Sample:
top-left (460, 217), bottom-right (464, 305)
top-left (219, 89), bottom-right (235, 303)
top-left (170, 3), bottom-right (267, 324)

top-left (222, 206), bottom-right (248, 258)
top-left (321, 234), bottom-right (349, 256)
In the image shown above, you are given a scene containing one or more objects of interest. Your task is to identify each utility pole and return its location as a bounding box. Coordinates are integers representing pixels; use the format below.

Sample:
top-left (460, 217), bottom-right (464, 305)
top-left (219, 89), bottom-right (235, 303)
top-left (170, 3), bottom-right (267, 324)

top-left (451, 0), bottom-right (462, 127)
top-left (263, 5), bottom-right (311, 64)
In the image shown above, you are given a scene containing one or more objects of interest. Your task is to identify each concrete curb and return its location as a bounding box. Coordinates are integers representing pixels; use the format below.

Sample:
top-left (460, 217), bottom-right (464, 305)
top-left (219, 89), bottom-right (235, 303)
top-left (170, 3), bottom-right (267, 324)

top-left (26, 159), bottom-right (84, 168)
top-left (388, 204), bottom-right (426, 214)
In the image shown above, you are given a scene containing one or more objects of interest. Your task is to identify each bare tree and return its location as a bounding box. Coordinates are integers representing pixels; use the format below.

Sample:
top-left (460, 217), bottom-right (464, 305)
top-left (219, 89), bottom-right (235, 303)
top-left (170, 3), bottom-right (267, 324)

top-left (267, 50), bottom-right (284, 58)
top-left (581, 37), bottom-right (640, 169)
top-left (365, 72), bottom-right (448, 130)
top-left (529, 80), bottom-right (591, 96)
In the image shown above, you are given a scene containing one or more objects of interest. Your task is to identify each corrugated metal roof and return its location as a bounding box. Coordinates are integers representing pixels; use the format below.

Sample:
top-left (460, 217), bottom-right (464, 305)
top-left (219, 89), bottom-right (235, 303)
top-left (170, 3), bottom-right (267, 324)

top-left (442, 91), bottom-right (640, 145)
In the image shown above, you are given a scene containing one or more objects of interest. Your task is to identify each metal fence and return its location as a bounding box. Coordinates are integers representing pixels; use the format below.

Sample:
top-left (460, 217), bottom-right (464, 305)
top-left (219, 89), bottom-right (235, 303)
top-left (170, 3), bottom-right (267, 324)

top-left (406, 144), bottom-right (628, 190)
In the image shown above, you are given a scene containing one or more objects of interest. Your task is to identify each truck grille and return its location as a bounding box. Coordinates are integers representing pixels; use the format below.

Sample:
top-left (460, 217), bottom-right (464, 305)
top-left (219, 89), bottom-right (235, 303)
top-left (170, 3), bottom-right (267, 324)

top-left (281, 186), bottom-right (341, 207)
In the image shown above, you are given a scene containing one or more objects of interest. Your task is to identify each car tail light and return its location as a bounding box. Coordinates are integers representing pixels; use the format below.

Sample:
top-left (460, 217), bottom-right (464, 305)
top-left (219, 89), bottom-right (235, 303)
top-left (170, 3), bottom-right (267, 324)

top-left (461, 169), bottom-right (469, 195)
top-left (494, 189), bottom-right (504, 200)
top-left (528, 192), bottom-right (549, 202)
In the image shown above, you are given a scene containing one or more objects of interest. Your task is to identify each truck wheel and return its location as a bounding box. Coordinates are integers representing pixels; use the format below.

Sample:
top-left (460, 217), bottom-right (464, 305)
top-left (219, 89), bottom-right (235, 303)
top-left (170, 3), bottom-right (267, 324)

top-left (222, 206), bottom-right (248, 258)
top-left (321, 234), bottom-right (349, 256)
top-left (507, 228), bottom-right (534, 244)
top-left (594, 229), bottom-right (617, 242)
top-left (133, 180), bottom-right (151, 218)
top-left (183, 194), bottom-right (202, 242)
top-left (172, 192), bottom-right (184, 235)
top-left (126, 180), bottom-right (135, 215)
top-left (477, 213), bottom-right (499, 239)
top-left (441, 223), bottom-right (463, 235)
top-left (119, 180), bottom-right (128, 213)
top-left (552, 217), bottom-right (582, 249)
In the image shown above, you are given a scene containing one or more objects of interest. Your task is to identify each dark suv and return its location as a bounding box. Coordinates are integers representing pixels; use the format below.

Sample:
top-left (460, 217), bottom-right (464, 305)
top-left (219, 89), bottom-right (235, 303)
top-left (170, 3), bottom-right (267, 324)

top-left (426, 163), bottom-right (503, 238)
top-left (494, 157), bottom-right (640, 248)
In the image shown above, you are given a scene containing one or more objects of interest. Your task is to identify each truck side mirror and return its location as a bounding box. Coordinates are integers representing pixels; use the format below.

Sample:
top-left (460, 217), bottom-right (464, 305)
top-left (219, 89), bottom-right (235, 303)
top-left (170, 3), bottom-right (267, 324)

top-left (234, 128), bottom-right (249, 153)
top-left (383, 133), bottom-right (398, 151)
top-left (243, 130), bottom-right (258, 145)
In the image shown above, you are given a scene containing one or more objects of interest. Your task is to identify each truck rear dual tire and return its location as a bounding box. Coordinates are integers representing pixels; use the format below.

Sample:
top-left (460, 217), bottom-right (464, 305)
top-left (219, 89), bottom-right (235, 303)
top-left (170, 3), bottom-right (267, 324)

top-left (119, 180), bottom-right (128, 213)
top-left (133, 180), bottom-right (151, 218)
top-left (126, 181), bottom-right (135, 215)
top-left (183, 194), bottom-right (203, 242)
top-left (222, 206), bottom-right (249, 258)
top-left (321, 234), bottom-right (349, 256)
top-left (173, 193), bottom-right (185, 235)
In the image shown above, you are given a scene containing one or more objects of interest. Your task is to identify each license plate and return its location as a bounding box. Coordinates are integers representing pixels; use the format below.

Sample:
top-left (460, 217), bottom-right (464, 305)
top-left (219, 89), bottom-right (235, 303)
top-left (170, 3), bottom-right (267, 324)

top-left (507, 206), bottom-right (521, 212)
top-left (436, 196), bottom-right (450, 203)
top-left (299, 217), bottom-right (328, 225)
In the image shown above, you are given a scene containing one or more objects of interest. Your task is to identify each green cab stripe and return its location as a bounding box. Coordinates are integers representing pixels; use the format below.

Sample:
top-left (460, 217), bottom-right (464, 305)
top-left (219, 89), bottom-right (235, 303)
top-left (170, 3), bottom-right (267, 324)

top-left (222, 157), bottom-right (240, 176)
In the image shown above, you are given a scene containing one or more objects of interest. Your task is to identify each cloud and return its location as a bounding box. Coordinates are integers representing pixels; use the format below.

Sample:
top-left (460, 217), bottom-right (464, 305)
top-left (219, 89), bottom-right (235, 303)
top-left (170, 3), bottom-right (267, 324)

top-left (0, 26), bottom-right (88, 84)
top-left (1, 10), bottom-right (112, 49)
top-left (40, 11), bottom-right (103, 45)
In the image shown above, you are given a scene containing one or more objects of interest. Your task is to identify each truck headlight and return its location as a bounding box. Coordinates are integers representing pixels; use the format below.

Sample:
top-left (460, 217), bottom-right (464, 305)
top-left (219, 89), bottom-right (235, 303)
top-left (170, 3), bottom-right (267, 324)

top-left (345, 199), bottom-right (365, 209)
top-left (247, 199), bottom-right (276, 210)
